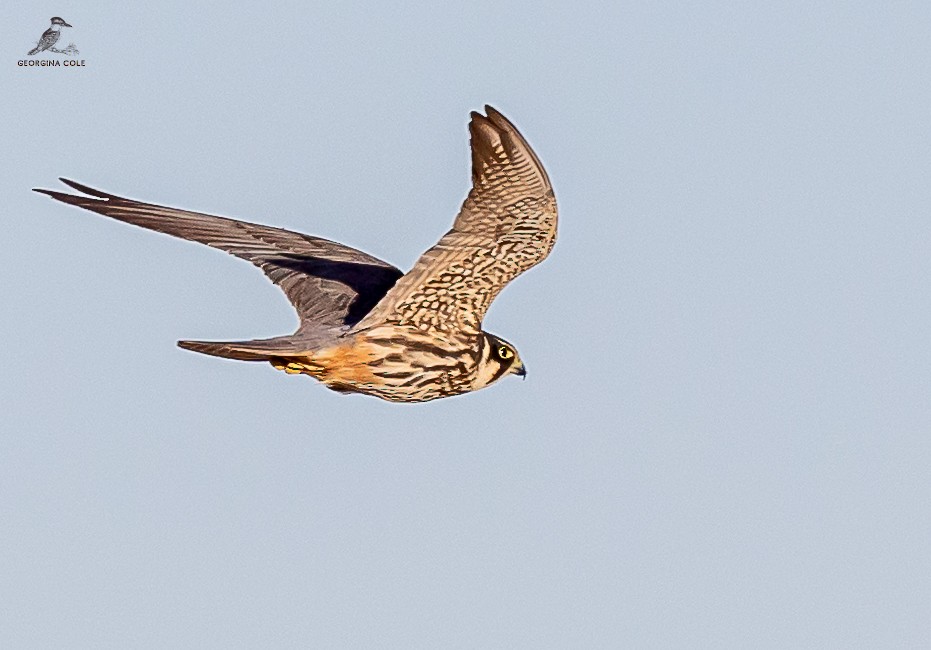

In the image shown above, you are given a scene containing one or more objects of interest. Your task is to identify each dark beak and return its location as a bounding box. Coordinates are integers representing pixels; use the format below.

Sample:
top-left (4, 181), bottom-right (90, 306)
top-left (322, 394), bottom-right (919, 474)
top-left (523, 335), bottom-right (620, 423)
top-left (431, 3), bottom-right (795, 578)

top-left (63, 21), bottom-right (73, 27)
top-left (515, 364), bottom-right (527, 380)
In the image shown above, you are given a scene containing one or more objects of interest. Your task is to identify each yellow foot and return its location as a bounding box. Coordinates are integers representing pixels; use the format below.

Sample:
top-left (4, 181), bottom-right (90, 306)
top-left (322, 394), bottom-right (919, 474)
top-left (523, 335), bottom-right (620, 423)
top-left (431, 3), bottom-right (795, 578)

top-left (271, 359), bottom-right (324, 377)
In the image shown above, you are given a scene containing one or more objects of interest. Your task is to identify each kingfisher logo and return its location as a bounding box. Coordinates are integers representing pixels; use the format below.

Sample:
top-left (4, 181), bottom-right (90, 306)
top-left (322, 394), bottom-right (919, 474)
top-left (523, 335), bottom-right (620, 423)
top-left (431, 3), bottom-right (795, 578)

top-left (19, 16), bottom-right (84, 67)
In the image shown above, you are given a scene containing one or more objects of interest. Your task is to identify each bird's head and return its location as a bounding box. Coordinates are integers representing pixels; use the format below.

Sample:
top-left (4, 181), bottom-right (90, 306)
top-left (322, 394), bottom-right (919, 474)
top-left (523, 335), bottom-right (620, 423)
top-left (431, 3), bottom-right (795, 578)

top-left (50, 17), bottom-right (72, 27)
top-left (473, 332), bottom-right (526, 390)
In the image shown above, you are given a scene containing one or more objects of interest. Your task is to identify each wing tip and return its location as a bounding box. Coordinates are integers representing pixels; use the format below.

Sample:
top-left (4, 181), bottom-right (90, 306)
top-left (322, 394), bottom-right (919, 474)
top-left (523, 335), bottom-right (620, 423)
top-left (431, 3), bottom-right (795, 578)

top-left (62, 178), bottom-right (115, 199)
top-left (178, 337), bottom-right (306, 362)
top-left (468, 104), bottom-right (552, 191)
top-left (33, 178), bottom-right (114, 203)
top-left (177, 339), bottom-right (251, 360)
top-left (470, 105), bottom-right (515, 134)
top-left (483, 104), bottom-right (503, 120)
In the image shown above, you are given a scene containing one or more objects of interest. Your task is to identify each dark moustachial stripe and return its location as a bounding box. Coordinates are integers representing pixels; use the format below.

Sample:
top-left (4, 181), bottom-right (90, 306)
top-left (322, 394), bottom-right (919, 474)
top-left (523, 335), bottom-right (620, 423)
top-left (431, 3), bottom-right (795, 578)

top-left (488, 359), bottom-right (512, 385)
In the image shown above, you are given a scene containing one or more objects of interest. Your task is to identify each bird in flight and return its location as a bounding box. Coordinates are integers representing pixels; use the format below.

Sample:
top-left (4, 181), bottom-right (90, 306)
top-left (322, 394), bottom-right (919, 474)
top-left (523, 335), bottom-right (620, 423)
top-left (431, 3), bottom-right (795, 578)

top-left (28, 16), bottom-right (72, 56)
top-left (35, 106), bottom-right (557, 402)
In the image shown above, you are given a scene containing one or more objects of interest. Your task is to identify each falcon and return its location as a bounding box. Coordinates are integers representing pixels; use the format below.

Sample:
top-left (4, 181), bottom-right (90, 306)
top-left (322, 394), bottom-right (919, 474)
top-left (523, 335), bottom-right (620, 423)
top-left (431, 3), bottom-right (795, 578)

top-left (34, 107), bottom-right (557, 402)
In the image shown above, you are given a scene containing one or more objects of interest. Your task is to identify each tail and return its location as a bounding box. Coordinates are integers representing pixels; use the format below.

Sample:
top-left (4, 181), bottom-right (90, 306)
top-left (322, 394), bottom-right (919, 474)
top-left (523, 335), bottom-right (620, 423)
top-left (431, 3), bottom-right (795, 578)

top-left (178, 335), bottom-right (319, 362)
top-left (28, 47), bottom-right (40, 55)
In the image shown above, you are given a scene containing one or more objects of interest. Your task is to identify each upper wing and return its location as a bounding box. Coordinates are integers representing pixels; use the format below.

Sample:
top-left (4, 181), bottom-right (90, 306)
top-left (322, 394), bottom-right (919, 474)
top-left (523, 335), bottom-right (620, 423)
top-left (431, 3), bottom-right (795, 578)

top-left (354, 106), bottom-right (556, 335)
top-left (34, 28), bottom-right (57, 51)
top-left (34, 179), bottom-right (403, 331)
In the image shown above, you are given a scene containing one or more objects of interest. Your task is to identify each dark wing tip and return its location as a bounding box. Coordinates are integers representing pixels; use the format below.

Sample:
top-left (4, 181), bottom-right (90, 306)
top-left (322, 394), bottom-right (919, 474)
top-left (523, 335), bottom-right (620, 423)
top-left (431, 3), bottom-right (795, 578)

top-left (468, 106), bottom-right (552, 189)
top-left (469, 107), bottom-right (499, 129)
top-left (483, 105), bottom-right (505, 122)
top-left (480, 106), bottom-right (523, 140)
top-left (59, 178), bottom-right (116, 199)
top-left (469, 105), bottom-right (524, 146)
top-left (32, 186), bottom-right (98, 206)
top-left (470, 105), bottom-right (552, 192)
top-left (33, 178), bottom-right (115, 203)
top-left (468, 111), bottom-right (505, 182)
top-left (474, 105), bottom-right (502, 120)
top-left (473, 105), bottom-right (513, 133)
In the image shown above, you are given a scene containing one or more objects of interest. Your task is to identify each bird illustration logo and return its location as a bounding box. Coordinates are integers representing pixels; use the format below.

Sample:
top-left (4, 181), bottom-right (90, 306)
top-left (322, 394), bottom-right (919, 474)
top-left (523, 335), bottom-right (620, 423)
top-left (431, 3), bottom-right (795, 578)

top-left (34, 107), bottom-right (557, 403)
top-left (28, 16), bottom-right (78, 56)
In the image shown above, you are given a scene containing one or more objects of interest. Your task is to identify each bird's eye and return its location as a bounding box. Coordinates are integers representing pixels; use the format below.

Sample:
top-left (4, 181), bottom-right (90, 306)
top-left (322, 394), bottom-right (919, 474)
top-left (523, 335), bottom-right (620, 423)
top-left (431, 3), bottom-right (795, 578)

top-left (497, 346), bottom-right (514, 360)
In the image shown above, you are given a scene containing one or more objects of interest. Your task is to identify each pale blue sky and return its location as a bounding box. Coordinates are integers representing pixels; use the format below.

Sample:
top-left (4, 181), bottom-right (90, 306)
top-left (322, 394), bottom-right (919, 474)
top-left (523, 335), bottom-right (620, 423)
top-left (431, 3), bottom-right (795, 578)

top-left (3, 1), bottom-right (930, 647)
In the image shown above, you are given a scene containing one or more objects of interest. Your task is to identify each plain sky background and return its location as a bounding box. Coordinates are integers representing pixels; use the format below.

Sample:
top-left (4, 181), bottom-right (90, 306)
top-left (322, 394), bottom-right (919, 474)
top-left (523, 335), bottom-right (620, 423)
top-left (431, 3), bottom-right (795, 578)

top-left (2, 1), bottom-right (930, 647)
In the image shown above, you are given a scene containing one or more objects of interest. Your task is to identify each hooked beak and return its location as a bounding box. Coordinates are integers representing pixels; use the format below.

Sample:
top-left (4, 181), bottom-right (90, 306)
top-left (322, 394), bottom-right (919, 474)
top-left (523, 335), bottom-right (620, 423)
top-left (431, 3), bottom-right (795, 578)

top-left (515, 363), bottom-right (527, 380)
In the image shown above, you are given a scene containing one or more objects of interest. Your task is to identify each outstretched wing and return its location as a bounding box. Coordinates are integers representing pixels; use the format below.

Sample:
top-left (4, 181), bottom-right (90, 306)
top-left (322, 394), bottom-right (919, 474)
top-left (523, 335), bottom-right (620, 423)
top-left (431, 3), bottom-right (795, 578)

top-left (354, 106), bottom-right (556, 336)
top-left (34, 179), bottom-right (403, 331)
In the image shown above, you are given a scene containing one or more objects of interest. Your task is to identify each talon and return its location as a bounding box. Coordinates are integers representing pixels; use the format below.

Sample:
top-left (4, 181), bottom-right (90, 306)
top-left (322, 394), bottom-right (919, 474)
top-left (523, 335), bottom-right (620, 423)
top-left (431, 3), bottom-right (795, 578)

top-left (270, 357), bottom-right (325, 377)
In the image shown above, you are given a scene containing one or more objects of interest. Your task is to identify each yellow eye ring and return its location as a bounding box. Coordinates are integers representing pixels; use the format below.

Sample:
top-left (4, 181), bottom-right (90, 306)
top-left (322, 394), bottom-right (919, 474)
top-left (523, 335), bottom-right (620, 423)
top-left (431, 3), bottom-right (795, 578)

top-left (498, 346), bottom-right (514, 360)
